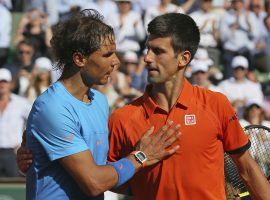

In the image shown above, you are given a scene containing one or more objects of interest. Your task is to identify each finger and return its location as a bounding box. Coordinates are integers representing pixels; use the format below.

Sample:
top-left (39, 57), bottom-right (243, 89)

top-left (154, 121), bottom-right (173, 141)
top-left (164, 145), bottom-right (180, 156)
top-left (161, 124), bottom-right (181, 142)
top-left (164, 132), bottom-right (181, 148)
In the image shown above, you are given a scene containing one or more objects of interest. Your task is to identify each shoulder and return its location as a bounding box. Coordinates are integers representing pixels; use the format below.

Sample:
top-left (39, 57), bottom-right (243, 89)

top-left (192, 86), bottom-right (230, 110)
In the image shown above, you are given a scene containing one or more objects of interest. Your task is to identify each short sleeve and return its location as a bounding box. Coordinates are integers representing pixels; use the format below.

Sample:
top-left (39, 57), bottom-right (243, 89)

top-left (27, 100), bottom-right (88, 161)
top-left (217, 94), bottom-right (250, 154)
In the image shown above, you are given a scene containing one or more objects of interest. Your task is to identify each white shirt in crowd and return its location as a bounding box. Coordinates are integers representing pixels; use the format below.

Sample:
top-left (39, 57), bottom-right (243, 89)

top-left (144, 3), bottom-right (184, 31)
top-left (0, 3), bottom-right (12, 48)
top-left (190, 10), bottom-right (220, 48)
top-left (107, 10), bottom-right (145, 53)
top-left (0, 94), bottom-right (31, 148)
top-left (218, 77), bottom-right (264, 105)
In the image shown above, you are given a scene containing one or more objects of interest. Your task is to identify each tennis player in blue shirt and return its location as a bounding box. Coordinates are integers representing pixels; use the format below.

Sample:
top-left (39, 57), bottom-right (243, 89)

top-left (24, 9), bottom-right (181, 200)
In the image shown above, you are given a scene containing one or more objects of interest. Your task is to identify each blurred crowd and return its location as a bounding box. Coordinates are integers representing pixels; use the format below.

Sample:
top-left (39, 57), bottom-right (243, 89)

top-left (0, 0), bottom-right (270, 180)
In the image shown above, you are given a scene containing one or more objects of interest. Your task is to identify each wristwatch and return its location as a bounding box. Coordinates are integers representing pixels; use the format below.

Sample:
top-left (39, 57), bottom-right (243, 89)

top-left (131, 151), bottom-right (147, 166)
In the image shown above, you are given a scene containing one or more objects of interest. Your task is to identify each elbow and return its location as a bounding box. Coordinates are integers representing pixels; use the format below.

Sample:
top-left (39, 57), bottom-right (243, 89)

top-left (83, 180), bottom-right (106, 197)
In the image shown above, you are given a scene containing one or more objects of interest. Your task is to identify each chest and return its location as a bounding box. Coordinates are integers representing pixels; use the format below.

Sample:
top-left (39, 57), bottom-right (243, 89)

top-left (125, 105), bottom-right (222, 154)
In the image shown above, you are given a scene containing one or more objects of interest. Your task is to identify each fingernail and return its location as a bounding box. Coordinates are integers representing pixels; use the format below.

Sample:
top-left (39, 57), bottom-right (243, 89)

top-left (167, 120), bottom-right (173, 125)
top-left (175, 124), bottom-right (181, 129)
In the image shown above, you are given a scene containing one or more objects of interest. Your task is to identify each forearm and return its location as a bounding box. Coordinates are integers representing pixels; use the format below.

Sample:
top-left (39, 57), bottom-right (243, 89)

top-left (239, 160), bottom-right (270, 200)
top-left (60, 152), bottom-right (141, 197)
top-left (232, 152), bottom-right (270, 200)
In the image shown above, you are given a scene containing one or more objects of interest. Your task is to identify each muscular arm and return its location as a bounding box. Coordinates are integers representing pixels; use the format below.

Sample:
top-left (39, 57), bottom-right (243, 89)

top-left (58, 150), bottom-right (119, 197)
top-left (230, 151), bottom-right (270, 200)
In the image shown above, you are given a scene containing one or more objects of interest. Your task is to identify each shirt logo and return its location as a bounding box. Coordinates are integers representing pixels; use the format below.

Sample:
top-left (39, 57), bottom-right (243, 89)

top-left (185, 114), bottom-right (196, 125)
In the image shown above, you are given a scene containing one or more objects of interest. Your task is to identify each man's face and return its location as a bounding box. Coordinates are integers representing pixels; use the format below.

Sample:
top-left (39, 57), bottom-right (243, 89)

top-left (231, 0), bottom-right (244, 11)
top-left (144, 36), bottom-right (180, 84)
top-left (81, 37), bottom-right (120, 86)
top-left (233, 66), bottom-right (247, 80)
top-left (201, 0), bottom-right (212, 12)
top-left (192, 71), bottom-right (208, 86)
top-left (18, 44), bottom-right (34, 65)
top-left (0, 80), bottom-right (11, 96)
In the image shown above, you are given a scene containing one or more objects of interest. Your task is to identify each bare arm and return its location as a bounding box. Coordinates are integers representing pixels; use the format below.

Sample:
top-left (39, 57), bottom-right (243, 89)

top-left (180, 0), bottom-right (196, 13)
top-left (58, 122), bottom-right (180, 197)
top-left (230, 151), bottom-right (270, 200)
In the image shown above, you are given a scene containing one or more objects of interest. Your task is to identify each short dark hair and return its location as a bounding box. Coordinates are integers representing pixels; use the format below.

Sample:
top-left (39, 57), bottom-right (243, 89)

top-left (147, 13), bottom-right (200, 61)
top-left (50, 9), bottom-right (114, 72)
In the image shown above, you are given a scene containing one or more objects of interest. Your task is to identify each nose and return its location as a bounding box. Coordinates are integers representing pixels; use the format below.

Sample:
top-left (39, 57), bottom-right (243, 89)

top-left (144, 50), bottom-right (153, 64)
top-left (112, 54), bottom-right (120, 69)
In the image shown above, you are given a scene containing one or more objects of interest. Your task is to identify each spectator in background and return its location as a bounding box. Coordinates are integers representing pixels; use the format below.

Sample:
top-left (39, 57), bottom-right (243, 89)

top-left (24, 57), bottom-right (52, 104)
top-left (219, 0), bottom-right (260, 78)
top-left (190, 0), bottom-right (221, 68)
top-left (187, 48), bottom-right (223, 83)
top-left (0, 68), bottom-right (31, 177)
top-left (0, 1), bottom-right (12, 67)
top-left (249, 0), bottom-right (269, 73)
top-left (82, 0), bottom-right (118, 21)
top-left (107, 0), bottom-right (146, 54)
top-left (263, 14), bottom-right (270, 73)
top-left (190, 61), bottom-right (220, 91)
top-left (24, 0), bottom-right (59, 26)
top-left (56, 0), bottom-right (84, 22)
top-left (240, 99), bottom-right (270, 127)
top-left (4, 40), bottom-right (36, 95)
top-left (14, 8), bottom-right (53, 57)
top-left (218, 55), bottom-right (264, 118)
top-left (123, 51), bottom-right (147, 92)
top-left (144, 0), bottom-right (196, 31)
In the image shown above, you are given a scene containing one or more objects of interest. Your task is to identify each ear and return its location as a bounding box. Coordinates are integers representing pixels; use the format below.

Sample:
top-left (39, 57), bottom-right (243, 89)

top-left (73, 52), bottom-right (86, 68)
top-left (177, 51), bottom-right (191, 69)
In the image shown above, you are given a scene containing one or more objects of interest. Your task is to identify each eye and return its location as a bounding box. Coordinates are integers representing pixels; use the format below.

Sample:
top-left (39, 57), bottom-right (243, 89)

top-left (152, 48), bottom-right (163, 55)
top-left (103, 52), bottom-right (113, 58)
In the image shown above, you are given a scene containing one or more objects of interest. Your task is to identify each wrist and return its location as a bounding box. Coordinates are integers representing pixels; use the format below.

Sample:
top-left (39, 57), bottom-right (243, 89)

top-left (108, 158), bottom-right (135, 187)
top-left (130, 151), bottom-right (147, 170)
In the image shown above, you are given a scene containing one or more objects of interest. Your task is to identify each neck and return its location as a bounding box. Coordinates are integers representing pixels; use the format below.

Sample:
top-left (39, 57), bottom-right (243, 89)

top-left (61, 72), bottom-right (91, 103)
top-left (150, 71), bottom-right (185, 112)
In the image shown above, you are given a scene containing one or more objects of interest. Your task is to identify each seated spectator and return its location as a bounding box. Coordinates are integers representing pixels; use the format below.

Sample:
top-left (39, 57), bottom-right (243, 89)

top-left (24, 0), bottom-right (59, 26)
top-left (24, 57), bottom-right (53, 103)
top-left (123, 51), bottom-right (147, 92)
top-left (106, 0), bottom-right (146, 54)
top-left (219, 0), bottom-right (260, 78)
top-left (249, 0), bottom-right (269, 73)
top-left (240, 99), bottom-right (270, 127)
top-left (144, 0), bottom-right (196, 30)
top-left (0, 1), bottom-right (12, 67)
top-left (263, 14), bottom-right (270, 74)
top-left (14, 8), bottom-right (53, 57)
top-left (82, 0), bottom-right (118, 21)
top-left (0, 68), bottom-right (31, 177)
top-left (190, 0), bottom-right (221, 68)
top-left (4, 40), bottom-right (36, 95)
top-left (190, 61), bottom-right (220, 91)
top-left (189, 48), bottom-right (223, 83)
top-left (218, 55), bottom-right (264, 117)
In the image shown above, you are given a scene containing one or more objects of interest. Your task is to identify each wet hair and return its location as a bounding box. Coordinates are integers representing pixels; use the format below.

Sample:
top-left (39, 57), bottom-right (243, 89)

top-left (147, 13), bottom-right (200, 61)
top-left (50, 9), bottom-right (114, 72)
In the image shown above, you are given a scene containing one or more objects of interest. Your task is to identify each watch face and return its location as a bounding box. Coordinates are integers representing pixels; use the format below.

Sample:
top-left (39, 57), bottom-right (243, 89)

top-left (135, 151), bottom-right (147, 163)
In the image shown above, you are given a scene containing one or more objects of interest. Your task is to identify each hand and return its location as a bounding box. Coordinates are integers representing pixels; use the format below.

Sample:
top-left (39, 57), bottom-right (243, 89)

top-left (16, 132), bottom-right (33, 175)
top-left (135, 121), bottom-right (181, 167)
